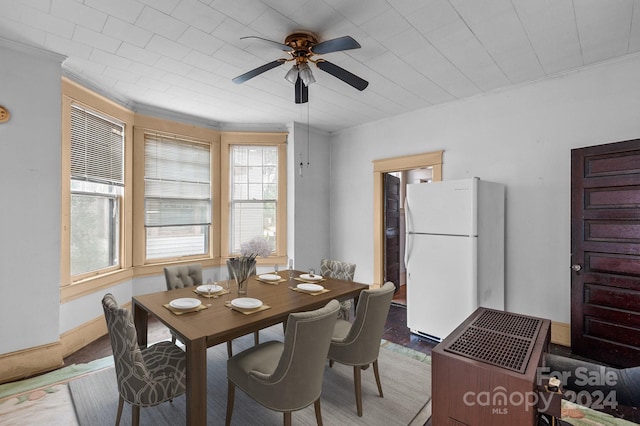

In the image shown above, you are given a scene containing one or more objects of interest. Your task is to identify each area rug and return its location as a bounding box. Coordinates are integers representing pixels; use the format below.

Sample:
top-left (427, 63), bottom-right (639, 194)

top-left (0, 354), bottom-right (115, 426)
top-left (70, 325), bottom-right (432, 425)
top-left (0, 383), bottom-right (78, 426)
top-left (0, 354), bottom-right (114, 400)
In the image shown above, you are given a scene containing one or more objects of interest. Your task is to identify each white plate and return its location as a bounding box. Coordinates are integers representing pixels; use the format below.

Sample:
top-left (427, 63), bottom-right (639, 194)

top-left (169, 298), bottom-right (201, 310)
top-left (297, 283), bottom-right (324, 293)
top-left (299, 273), bottom-right (323, 282)
top-left (196, 284), bottom-right (223, 294)
top-left (231, 297), bottom-right (263, 309)
top-left (259, 274), bottom-right (281, 281)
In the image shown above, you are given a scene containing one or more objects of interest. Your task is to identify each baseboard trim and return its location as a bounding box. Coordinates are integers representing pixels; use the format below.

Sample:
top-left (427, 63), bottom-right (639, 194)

top-left (60, 301), bottom-right (131, 357)
top-left (0, 302), bottom-right (131, 384)
top-left (0, 342), bottom-right (63, 385)
top-left (59, 314), bottom-right (108, 358)
top-left (551, 321), bottom-right (571, 347)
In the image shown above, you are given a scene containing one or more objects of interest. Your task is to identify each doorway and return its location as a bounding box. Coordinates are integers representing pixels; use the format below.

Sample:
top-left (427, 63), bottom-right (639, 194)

top-left (384, 173), bottom-right (401, 294)
top-left (372, 150), bottom-right (443, 297)
top-left (384, 169), bottom-right (437, 305)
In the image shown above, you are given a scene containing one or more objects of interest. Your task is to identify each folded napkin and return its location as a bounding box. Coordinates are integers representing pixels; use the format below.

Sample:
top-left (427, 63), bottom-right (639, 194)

top-left (163, 303), bottom-right (208, 315)
top-left (224, 302), bottom-right (271, 315)
top-left (288, 286), bottom-right (331, 295)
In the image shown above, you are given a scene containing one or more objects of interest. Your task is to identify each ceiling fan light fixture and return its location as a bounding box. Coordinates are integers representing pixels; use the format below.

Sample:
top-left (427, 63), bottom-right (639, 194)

top-left (284, 65), bottom-right (299, 84)
top-left (298, 62), bottom-right (315, 86)
top-left (234, 32), bottom-right (368, 102)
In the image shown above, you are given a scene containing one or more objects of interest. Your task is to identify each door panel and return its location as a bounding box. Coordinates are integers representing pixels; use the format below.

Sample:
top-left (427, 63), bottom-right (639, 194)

top-left (385, 173), bottom-right (401, 291)
top-left (571, 139), bottom-right (640, 367)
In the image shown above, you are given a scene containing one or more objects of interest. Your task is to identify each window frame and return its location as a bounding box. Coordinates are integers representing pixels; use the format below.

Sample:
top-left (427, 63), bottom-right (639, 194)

top-left (61, 78), bottom-right (135, 301)
top-left (221, 132), bottom-right (287, 263)
top-left (138, 128), bottom-right (214, 264)
top-left (229, 144), bottom-right (279, 255)
top-left (132, 116), bottom-right (221, 267)
top-left (68, 103), bottom-right (125, 278)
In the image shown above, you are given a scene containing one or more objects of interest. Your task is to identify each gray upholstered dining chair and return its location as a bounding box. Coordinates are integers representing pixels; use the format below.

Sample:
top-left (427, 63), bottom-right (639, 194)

top-left (225, 299), bottom-right (340, 426)
top-left (101, 293), bottom-right (186, 426)
top-left (327, 281), bottom-right (395, 417)
top-left (163, 263), bottom-right (204, 345)
top-left (320, 258), bottom-right (356, 320)
top-left (163, 263), bottom-right (258, 357)
top-left (163, 263), bottom-right (203, 290)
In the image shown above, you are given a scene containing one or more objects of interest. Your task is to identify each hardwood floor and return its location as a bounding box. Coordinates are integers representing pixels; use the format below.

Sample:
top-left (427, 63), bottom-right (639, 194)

top-left (64, 315), bottom-right (172, 366)
top-left (61, 301), bottom-right (639, 425)
top-left (392, 283), bottom-right (407, 305)
top-left (384, 303), bottom-right (438, 355)
top-left (64, 303), bottom-right (435, 366)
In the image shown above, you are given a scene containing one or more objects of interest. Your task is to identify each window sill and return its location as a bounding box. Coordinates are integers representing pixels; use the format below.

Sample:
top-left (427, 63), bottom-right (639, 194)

top-left (61, 268), bottom-right (134, 303)
top-left (60, 255), bottom-right (290, 303)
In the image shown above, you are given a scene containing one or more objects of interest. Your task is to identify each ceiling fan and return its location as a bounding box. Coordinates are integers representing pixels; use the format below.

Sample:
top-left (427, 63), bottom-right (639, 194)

top-left (232, 31), bottom-right (369, 104)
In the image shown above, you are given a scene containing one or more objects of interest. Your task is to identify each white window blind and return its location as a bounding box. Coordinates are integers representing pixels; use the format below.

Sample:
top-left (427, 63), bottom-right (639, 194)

top-left (144, 134), bottom-right (211, 259)
top-left (230, 145), bottom-right (277, 254)
top-left (69, 104), bottom-right (124, 276)
top-left (70, 105), bottom-right (124, 186)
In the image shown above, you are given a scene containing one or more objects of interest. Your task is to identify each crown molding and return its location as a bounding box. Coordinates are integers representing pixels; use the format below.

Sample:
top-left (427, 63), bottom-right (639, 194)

top-left (0, 36), bottom-right (65, 63)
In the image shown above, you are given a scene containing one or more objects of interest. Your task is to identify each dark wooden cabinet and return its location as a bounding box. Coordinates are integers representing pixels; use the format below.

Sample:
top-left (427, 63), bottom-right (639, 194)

top-left (432, 308), bottom-right (551, 425)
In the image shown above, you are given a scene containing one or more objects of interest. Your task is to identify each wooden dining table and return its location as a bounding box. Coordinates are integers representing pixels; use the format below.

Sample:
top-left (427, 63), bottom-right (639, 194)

top-left (132, 270), bottom-right (369, 425)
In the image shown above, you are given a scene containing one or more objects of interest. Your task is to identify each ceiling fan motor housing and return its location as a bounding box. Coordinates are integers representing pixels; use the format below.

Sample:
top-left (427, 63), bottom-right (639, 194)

top-left (285, 31), bottom-right (318, 64)
top-left (284, 31), bottom-right (318, 51)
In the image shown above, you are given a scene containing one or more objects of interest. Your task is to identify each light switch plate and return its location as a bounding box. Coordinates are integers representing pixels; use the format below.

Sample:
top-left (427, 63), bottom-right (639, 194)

top-left (0, 106), bottom-right (9, 123)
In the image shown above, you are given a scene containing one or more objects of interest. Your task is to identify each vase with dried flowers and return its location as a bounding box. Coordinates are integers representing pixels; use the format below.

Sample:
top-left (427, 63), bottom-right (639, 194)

top-left (227, 237), bottom-right (272, 294)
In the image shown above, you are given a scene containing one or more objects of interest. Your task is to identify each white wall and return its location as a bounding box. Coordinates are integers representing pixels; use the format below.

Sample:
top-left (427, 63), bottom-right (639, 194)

top-left (0, 40), bottom-right (64, 353)
top-left (329, 54), bottom-right (640, 324)
top-left (291, 122), bottom-right (331, 272)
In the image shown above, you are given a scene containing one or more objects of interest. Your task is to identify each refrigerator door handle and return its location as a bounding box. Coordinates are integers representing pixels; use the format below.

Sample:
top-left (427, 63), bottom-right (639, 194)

top-left (404, 198), bottom-right (412, 269)
top-left (405, 231), bottom-right (412, 271)
top-left (405, 196), bottom-right (413, 234)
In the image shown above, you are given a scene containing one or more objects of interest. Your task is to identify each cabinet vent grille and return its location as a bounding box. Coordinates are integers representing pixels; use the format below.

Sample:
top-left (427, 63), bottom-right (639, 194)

top-left (443, 310), bottom-right (542, 373)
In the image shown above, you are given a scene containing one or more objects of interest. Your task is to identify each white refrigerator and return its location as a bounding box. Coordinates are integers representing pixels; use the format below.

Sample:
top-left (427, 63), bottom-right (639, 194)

top-left (404, 177), bottom-right (505, 341)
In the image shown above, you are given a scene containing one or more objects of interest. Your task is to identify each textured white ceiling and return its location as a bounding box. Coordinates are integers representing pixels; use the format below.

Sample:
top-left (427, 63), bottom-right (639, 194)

top-left (1, 0), bottom-right (639, 133)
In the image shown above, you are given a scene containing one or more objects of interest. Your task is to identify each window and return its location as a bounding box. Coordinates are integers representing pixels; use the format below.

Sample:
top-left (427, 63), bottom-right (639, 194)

top-left (65, 87), bottom-right (286, 282)
top-left (144, 134), bottom-right (211, 260)
top-left (69, 104), bottom-right (124, 276)
top-left (229, 145), bottom-right (278, 254)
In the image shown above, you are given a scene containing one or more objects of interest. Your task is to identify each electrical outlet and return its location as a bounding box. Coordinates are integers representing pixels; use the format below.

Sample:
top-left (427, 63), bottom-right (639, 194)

top-left (0, 106), bottom-right (9, 123)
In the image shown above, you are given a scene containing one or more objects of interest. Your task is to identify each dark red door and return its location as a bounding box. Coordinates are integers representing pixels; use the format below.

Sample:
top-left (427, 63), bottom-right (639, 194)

top-left (571, 139), bottom-right (640, 367)
top-left (384, 173), bottom-right (401, 292)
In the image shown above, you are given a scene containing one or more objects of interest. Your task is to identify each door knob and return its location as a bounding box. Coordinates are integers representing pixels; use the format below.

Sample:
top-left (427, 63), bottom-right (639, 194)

top-left (571, 264), bottom-right (582, 272)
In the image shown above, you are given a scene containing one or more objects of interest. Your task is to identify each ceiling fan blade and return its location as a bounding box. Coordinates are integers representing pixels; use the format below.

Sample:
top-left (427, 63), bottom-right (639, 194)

top-left (312, 36), bottom-right (361, 55)
top-left (232, 60), bottom-right (285, 84)
top-left (316, 60), bottom-right (369, 91)
top-left (295, 76), bottom-right (308, 104)
top-left (240, 36), bottom-right (292, 51)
